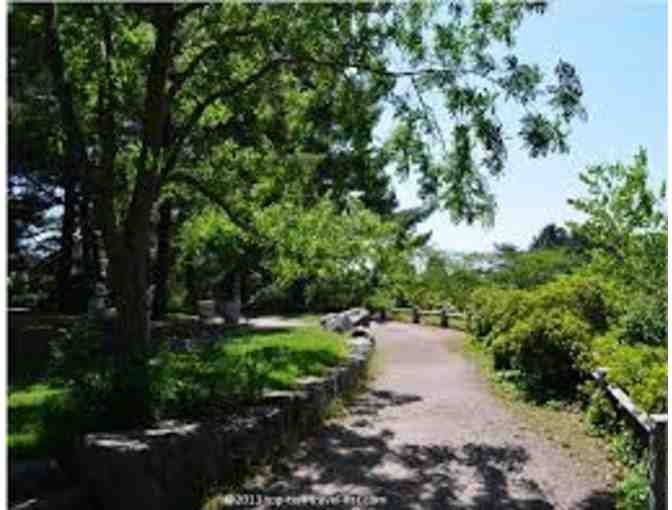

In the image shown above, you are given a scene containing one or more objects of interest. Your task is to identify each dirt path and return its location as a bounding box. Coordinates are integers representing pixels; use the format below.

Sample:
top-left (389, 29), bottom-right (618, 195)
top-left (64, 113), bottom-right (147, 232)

top-left (240, 322), bottom-right (614, 509)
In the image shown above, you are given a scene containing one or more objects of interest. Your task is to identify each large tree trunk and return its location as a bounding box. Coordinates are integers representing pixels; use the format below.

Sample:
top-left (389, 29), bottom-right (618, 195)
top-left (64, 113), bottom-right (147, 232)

top-left (105, 239), bottom-right (153, 424)
top-left (79, 195), bottom-right (99, 302)
top-left (185, 264), bottom-right (198, 313)
top-left (46, 4), bottom-right (179, 424)
top-left (152, 199), bottom-right (174, 320)
top-left (56, 174), bottom-right (76, 313)
top-left (103, 5), bottom-right (176, 423)
top-left (45, 5), bottom-right (81, 314)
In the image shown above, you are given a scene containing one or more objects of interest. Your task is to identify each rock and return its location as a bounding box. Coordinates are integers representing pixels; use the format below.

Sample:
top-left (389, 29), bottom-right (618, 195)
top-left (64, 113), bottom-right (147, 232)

top-left (10, 487), bottom-right (86, 510)
top-left (320, 308), bottom-right (370, 332)
top-left (87, 283), bottom-right (110, 320)
top-left (344, 308), bottom-right (371, 327)
top-left (319, 313), bottom-right (337, 327)
top-left (9, 459), bottom-right (74, 507)
top-left (169, 338), bottom-right (194, 353)
top-left (323, 314), bottom-right (352, 333)
top-left (351, 326), bottom-right (369, 338)
top-left (203, 317), bottom-right (226, 327)
top-left (196, 300), bottom-right (217, 319)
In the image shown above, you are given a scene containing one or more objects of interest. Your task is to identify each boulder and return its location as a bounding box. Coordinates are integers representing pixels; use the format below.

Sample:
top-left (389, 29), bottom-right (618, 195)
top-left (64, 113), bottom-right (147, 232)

top-left (320, 308), bottom-right (370, 333)
top-left (319, 313), bottom-right (338, 327)
top-left (323, 314), bottom-right (352, 333)
top-left (344, 308), bottom-right (370, 327)
top-left (196, 300), bottom-right (217, 319)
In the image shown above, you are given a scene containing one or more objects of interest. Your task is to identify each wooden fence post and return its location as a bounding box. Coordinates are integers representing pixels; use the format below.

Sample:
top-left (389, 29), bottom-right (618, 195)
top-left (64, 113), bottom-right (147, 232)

top-left (412, 306), bottom-right (420, 324)
top-left (592, 369), bottom-right (667, 510)
top-left (649, 415), bottom-right (667, 510)
top-left (440, 308), bottom-right (448, 328)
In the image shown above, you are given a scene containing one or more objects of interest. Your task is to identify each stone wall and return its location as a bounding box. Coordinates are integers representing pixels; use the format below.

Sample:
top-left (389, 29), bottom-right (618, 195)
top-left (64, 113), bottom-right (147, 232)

top-left (76, 332), bottom-right (375, 510)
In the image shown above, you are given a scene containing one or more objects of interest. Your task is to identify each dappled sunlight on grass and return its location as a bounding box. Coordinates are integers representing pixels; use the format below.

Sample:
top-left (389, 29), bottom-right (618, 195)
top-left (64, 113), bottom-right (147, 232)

top-left (155, 326), bottom-right (351, 419)
top-left (212, 326), bottom-right (349, 390)
top-left (7, 326), bottom-right (350, 459)
top-left (8, 383), bottom-right (65, 459)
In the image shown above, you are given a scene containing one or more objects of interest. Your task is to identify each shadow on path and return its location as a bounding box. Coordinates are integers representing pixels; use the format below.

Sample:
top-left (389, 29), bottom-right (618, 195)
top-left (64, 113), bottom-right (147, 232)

top-left (242, 387), bottom-right (614, 509)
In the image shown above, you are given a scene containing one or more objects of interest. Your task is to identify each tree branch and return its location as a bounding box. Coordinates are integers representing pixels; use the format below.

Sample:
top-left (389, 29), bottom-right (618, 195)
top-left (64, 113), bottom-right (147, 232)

top-left (94, 6), bottom-right (121, 252)
top-left (163, 58), bottom-right (281, 178)
top-left (170, 27), bottom-right (261, 99)
top-left (174, 3), bottom-right (208, 22)
top-left (166, 171), bottom-right (257, 235)
top-left (127, 5), bottom-right (177, 239)
top-left (42, 4), bottom-right (88, 178)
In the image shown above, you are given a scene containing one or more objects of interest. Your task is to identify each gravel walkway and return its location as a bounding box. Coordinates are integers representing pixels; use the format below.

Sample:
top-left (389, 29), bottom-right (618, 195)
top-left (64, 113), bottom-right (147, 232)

top-left (240, 322), bottom-right (614, 510)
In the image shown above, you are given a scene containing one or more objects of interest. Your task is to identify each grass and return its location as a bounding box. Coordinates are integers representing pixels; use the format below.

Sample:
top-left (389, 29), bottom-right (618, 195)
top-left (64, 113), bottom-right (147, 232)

top-left (8, 324), bottom-right (349, 461)
top-left (294, 313), bottom-right (321, 327)
top-left (202, 326), bottom-right (377, 509)
top-left (211, 326), bottom-right (350, 390)
top-left (8, 383), bottom-right (66, 460)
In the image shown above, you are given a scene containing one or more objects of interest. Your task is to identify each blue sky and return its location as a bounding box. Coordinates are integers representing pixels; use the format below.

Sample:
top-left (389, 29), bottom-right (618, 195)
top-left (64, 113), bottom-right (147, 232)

top-left (384, 0), bottom-right (667, 254)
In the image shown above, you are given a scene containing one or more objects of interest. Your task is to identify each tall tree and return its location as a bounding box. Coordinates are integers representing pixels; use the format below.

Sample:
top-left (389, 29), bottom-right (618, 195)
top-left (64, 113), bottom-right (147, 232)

top-left (12, 1), bottom-right (585, 420)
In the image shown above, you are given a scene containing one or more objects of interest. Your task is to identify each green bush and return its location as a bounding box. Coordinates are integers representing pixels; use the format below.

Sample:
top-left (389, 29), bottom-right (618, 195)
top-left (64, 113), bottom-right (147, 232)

top-left (493, 309), bottom-right (593, 399)
top-left (583, 384), bottom-right (622, 435)
top-left (466, 286), bottom-right (525, 346)
top-left (590, 333), bottom-right (667, 413)
top-left (490, 248), bottom-right (583, 290)
top-left (620, 292), bottom-right (667, 346)
top-left (39, 391), bottom-right (98, 466)
top-left (49, 319), bottom-right (123, 424)
top-left (468, 274), bottom-right (618, 400)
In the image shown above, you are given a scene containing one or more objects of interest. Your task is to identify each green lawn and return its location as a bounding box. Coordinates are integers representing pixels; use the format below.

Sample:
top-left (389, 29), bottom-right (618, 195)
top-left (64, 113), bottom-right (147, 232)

top-left (292, 313), bottom-right (322, 327)
top-left (8, 325), bottom-right (348, 460)
top-left (8, 383), bottom-right (66, 460)
top-left (212, 325), bottom-right (350, 390)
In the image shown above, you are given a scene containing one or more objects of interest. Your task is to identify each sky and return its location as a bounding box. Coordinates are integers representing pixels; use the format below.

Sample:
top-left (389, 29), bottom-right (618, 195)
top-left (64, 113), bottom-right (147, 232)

top-left (383, 0), bottom-right (667, 254)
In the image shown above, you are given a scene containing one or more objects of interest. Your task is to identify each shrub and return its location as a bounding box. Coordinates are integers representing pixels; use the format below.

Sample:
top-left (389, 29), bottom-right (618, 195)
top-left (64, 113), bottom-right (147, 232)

top-left (490, 248), bottom-right (583, 289)
top-left (49, 319), bottom-right (121, 423)
top-left (493, 309), bottom-right (593, 399)
top-left (469, 274), bottom-right (618, 400)
top-left (619, 292), bottom-right (667, 346)
top-left (590, 333), bottom-right (667, 413)
top-left (466, 286), bottom-right (525, 346)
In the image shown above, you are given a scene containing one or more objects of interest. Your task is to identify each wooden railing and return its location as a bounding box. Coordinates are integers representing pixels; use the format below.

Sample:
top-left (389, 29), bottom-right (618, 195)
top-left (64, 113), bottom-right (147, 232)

top-left (382, 306), bottom-right (465, 328)
top-left (592, 368), bottom-right (667, 510)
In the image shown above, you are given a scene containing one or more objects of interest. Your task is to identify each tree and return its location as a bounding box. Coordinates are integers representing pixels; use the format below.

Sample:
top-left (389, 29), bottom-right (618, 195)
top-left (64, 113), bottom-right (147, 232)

top-left (12, 1), bottom-right (586, 421)
top-left (568, 148), bottom-right (666, 268)
top-left (568, 149), bottom-right (667, 344)
top-left (530, 223), bottom-right (569, 250)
